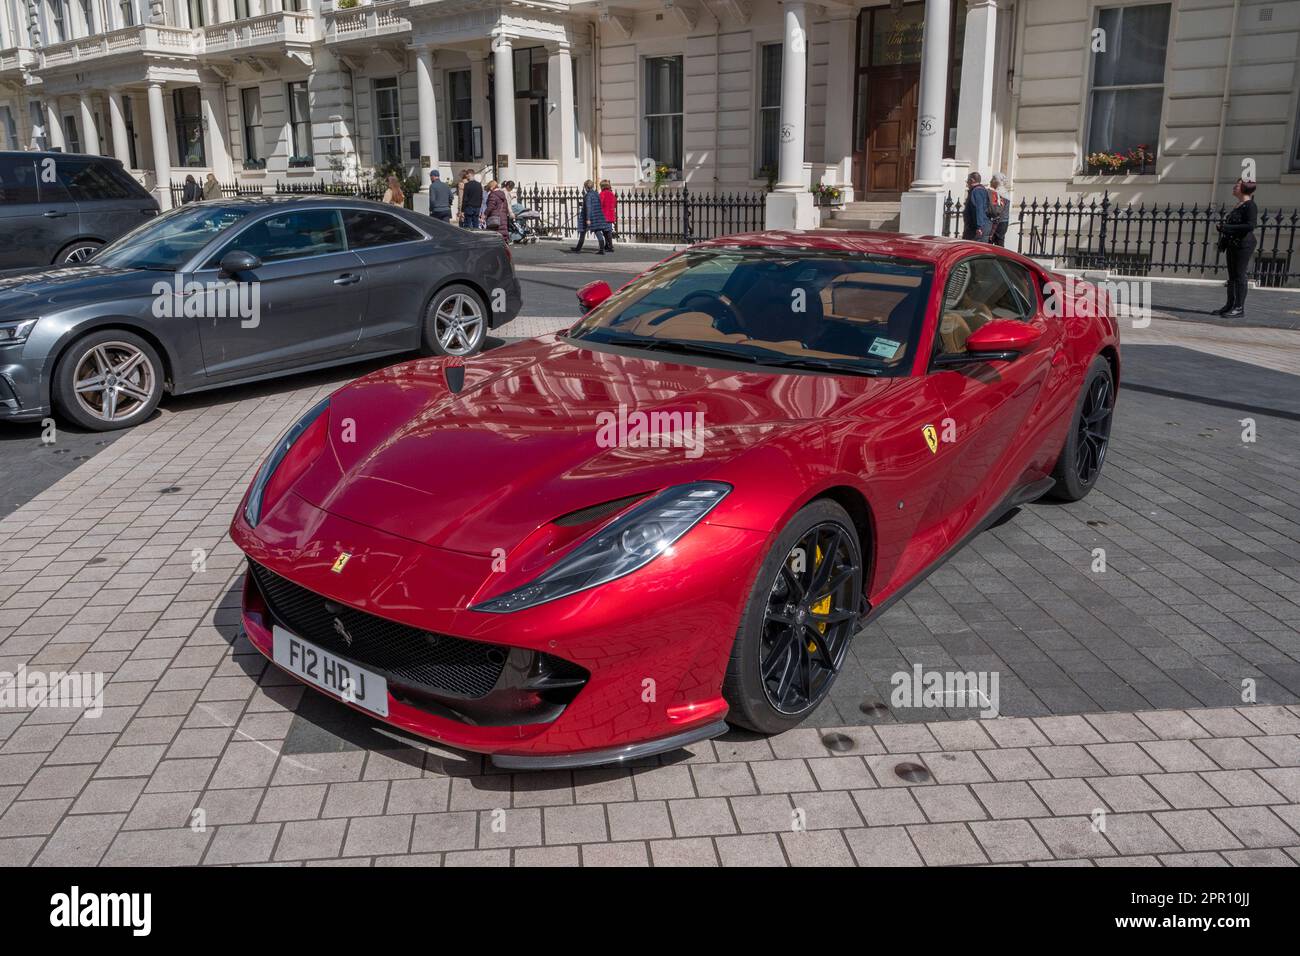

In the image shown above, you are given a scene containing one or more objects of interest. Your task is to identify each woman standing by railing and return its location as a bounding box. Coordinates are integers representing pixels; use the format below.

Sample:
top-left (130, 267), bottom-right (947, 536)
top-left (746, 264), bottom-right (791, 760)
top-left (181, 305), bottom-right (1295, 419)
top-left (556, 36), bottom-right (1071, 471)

top-left (1215, 179), bottom-right (1257, 318)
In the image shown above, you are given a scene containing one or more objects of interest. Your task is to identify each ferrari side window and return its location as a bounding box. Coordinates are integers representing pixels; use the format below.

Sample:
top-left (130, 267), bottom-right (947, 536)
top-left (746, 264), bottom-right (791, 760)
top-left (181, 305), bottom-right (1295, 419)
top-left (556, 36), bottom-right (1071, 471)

top-left (936, 257), bottom-right (1029, 356)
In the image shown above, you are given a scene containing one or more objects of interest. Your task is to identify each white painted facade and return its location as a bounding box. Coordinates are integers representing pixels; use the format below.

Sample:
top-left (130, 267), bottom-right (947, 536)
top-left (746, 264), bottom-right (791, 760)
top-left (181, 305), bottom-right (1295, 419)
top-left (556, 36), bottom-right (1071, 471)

top-left (1, 0), bottom-right (1297, 219)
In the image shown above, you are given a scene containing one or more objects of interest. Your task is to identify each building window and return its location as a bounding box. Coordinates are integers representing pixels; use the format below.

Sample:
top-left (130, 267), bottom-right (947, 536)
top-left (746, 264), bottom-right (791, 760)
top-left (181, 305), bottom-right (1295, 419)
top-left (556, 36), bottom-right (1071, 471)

top-left (241, 88), bottom-right (263, 167)
top-left (173, 87), bottom-right (206, 167)
top-left (1085, 3), bottom-right (1171, 168)
top-left (79, 0), bottom-right (93, 35)
top-left (448, 70), bottom-right (473, 162)
top-left (757, 43), bottom-right (782, 178)
top-left (513, 47), bottom-right (549, 160)
top-left (287, 81), bottom-right (312, 164)
top-left (186, 0), bottom-right (204, 28)
top-left (1292, 96), bottom-right (1300, 172)
top-left (0, 108), bottom-right (17, 151)
top-left (572, 57), bottom-right (582, 161)
top-left (644, 55), bottom-right (683, 175)
top-left (119, 0), bottom-right (134, 27)
top-left (49, 0), bottom-right (68, 43)
top-left (63, 114), bottom-right (81, 152)
top-left (122, 95), bottom-right (138, 168)
top-left (373, 77), bottom-right (402, 166)
top-left (234, 0), bottom-right (249, 18)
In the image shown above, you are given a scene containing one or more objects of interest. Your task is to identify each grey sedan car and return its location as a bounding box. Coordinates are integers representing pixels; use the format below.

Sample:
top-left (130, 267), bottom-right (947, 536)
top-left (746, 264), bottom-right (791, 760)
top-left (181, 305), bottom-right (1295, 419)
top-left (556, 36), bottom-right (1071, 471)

top-left (0, 197), bottom-right (522, 430)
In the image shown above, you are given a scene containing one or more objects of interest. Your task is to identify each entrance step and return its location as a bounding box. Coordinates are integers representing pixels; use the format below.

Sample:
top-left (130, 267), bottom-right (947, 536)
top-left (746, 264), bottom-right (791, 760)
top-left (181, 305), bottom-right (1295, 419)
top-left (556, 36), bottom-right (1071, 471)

top-left (822, 200), bottom-right (901, 232)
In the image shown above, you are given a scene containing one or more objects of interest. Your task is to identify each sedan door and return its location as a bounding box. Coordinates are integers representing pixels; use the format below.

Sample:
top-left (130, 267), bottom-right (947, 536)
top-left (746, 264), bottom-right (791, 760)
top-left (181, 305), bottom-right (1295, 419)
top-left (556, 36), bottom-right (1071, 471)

top-left (190, 207), bottom-right (369, 380)
top-left (340, 207), bottom-right (437, 354)
top-left (927, 255), bottom-right (1066, 542)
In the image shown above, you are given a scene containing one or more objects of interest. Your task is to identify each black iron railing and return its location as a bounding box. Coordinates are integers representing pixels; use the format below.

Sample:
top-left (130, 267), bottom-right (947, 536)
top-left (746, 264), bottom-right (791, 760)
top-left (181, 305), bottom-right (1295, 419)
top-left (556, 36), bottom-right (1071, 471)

top-left (516, 184), bottom-right (766, 244)
top-left (170, 179), bottom-right (263, 206)
top-left (943, 191), bottom-right (1299, 287)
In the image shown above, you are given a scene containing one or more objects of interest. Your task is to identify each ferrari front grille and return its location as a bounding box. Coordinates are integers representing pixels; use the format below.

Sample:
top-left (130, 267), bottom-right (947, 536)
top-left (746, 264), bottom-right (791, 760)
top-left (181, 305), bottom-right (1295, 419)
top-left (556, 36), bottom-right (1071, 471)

top-left (249, 561), bottom-right (507, 699)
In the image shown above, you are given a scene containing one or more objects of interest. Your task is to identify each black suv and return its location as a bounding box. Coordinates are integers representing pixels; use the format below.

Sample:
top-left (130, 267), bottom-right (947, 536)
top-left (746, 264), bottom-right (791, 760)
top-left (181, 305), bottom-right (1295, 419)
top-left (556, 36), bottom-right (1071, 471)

top-left (0, 151), bottom-right (160, 268)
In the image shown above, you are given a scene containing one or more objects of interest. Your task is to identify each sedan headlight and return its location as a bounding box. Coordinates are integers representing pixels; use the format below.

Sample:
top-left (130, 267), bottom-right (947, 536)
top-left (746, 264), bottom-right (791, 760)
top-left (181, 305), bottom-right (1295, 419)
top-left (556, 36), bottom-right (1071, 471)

top-left (244, 398), bottom-right (330, 527)
top-left (0, 319), bottom-right (38, 345)
top-left (473, 481), bottom-right (731, 613)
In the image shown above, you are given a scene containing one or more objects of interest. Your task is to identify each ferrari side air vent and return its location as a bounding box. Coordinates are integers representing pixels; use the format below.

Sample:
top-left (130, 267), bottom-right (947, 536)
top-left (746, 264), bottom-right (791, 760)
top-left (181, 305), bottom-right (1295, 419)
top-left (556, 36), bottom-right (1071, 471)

top-left (552, 493), bottom-right (649, 527)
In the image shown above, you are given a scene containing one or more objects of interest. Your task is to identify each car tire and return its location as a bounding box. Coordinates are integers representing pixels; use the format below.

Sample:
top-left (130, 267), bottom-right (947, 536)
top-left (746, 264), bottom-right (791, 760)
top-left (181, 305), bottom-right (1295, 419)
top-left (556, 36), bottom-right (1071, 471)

top-left (53, 330), bottom-right (164, 432)
top-left (56, 240), bottom-right (102, 265)
top-left (1046, 354), bottom-right (1115, 502)
top-left (420, 284), bottom-right (488, 357)
top-left (722, 499), bottom-right (864, 735)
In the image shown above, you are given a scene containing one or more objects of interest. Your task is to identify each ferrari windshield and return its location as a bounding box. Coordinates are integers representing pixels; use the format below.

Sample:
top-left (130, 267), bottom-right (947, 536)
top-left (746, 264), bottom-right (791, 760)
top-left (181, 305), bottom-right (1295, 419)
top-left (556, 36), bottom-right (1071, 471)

top-left (94, 205), bottom-right (253, 271)
top-left (569, 247), bottom-right (934, 375)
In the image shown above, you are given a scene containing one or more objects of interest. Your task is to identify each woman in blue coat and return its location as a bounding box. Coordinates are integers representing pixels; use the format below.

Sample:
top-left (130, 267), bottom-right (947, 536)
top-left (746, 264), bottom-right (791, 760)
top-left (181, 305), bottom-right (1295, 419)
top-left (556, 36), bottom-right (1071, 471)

top-left (572, 180), bottom-right (610, 254)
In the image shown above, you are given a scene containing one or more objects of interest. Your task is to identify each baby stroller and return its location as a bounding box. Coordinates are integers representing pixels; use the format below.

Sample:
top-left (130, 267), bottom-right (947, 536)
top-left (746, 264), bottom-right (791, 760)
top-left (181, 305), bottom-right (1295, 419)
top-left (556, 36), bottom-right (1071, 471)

top-left (508, 202), bottom-right (541, 244)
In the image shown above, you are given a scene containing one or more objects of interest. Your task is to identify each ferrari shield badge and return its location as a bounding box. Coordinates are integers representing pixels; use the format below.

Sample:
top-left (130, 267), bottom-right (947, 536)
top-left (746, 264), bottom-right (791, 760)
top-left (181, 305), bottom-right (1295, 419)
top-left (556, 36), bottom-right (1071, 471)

top-left (922, 425), bottom-right (939, 455)
top-left (331, 552), bottom-right (352, 574)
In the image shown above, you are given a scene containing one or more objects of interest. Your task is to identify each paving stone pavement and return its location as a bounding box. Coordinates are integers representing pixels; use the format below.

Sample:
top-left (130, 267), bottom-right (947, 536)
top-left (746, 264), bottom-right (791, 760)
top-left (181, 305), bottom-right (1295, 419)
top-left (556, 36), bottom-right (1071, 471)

top-left (0, 335), bottom-right (1298, 866)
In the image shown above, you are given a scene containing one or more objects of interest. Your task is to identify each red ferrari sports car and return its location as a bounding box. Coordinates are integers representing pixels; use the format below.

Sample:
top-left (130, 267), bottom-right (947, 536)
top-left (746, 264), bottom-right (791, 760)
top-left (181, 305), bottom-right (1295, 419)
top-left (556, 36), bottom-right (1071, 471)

top-left (230, 232), bottom-right (1118, 769)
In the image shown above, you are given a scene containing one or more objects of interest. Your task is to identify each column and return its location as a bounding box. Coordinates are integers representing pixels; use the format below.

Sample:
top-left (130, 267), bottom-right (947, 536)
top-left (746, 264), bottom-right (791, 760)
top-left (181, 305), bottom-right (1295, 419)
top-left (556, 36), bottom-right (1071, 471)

top-left (108, 90), bottom-right (132, 166)
top-left (956, 0), bottom-right (998, 174)
top-left (764, 1), bottom-right (817, 230)
top-left (45, 102), bottom-right (66, 151)
top-left (491, 32), bottom-right (516, 179)
top-left (898, 0), bottom-right (952, 235)
top-left (78, 93), bottom-right (101, 155)
top-left (468, 50), bottom-right (492, 165)
top-left (414, 45), bottom-right (439, 210)
top-left (547, 41), bottom-right (579, 185)
top-left (200, 83), bottom-right (230, 177)
top-left (776, 0), bottom-right (807, 189)
top-left (823, 9), bottom-right (856, 201)
top-left (146, 81), bottom-right (172, 209)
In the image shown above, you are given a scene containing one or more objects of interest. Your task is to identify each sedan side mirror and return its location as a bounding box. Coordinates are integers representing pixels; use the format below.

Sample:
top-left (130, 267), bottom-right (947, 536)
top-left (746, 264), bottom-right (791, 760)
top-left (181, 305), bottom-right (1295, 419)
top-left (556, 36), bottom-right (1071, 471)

top-left (577, 280), bottom-right (612, 313)
top-left (219, 251), bottom-right (261, 278)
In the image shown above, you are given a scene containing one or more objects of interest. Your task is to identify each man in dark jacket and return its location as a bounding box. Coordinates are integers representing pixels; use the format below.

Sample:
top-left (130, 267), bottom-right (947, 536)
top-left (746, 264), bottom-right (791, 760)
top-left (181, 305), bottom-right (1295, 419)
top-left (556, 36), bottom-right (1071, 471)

top-left (460, 176), bottom-right (483, 228)
top-left (571, 180), bottom-right (610, 254)
top-left (1215, 178), bottom-right (1257, 318)
top-left (962, 172), bottom-right (991, 241)
top-left (181, 175), bottom-right (201, 204)
top-left (428, 170), bottom-right (452, 221)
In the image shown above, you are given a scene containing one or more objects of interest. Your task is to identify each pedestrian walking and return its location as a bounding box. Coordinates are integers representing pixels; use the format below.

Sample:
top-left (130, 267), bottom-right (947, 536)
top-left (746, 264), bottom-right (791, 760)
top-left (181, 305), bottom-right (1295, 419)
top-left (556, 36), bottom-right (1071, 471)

top-left (987, 172), bottom-right (1010, 247)
top-left (962, 171), bottom-right (991, 241)
top-left (181, 175), bottom-right (201, 204)
top-left (1215, 178), bottom-right (1258, 319)
top-left (484, 179), bottom-right (510, 241)
top-left (461, 174), bottom-right (483, 228)
top-left (202, 172), bottom-right (222, 201)
top-left (428, 169), bottom-right (452, 222)
top-left (599, 180), bottom-right (617, 252)
top-left (571, 180), bottom-right (610, 254)
top-left (383, 174), bottom-right (405, 208)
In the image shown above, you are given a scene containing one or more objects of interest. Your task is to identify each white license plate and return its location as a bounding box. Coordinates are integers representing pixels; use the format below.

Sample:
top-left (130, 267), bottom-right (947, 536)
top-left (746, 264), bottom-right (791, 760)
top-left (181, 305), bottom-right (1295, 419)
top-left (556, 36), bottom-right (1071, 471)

top-left (273, 625), bottom-right (389, 718)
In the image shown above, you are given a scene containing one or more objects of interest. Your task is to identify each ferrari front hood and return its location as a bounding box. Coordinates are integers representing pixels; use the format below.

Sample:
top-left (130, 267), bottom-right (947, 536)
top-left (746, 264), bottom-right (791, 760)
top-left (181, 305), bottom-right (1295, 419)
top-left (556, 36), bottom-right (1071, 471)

top-left (290, 335), bottom-right (896, 554)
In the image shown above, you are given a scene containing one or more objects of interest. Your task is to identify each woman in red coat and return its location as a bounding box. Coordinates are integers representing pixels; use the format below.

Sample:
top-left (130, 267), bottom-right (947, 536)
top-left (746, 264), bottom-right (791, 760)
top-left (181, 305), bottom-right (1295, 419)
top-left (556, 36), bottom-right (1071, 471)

top-left (599, 180), bottom-right (617, 252)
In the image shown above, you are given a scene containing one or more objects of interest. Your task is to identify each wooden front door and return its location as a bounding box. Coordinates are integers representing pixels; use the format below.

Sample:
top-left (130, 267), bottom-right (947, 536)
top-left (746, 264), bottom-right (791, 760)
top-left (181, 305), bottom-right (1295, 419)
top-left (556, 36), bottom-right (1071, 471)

top-left (861, 68), bottom-right (919, 194)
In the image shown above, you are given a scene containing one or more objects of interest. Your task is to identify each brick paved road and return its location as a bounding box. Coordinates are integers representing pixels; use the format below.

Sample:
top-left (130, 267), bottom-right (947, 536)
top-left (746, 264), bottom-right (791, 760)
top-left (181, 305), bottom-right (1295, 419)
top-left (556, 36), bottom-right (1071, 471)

top-left (1, 309), bottom-right (1298, 865)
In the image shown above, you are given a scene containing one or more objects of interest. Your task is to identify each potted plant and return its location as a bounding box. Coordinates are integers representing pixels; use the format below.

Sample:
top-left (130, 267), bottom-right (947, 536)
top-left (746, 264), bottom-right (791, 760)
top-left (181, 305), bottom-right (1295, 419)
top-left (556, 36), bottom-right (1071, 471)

top-left (759, 164), bottom-right (777, 193)
top-left (288, 155), bottom-right (314, 169)
top-left (812, 182), bottom-right (844, 207)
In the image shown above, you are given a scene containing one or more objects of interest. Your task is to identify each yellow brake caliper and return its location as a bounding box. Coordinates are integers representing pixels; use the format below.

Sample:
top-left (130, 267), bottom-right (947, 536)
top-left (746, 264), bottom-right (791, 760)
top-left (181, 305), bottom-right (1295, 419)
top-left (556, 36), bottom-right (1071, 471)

top-left (808, 544), bottom-right (832, 652)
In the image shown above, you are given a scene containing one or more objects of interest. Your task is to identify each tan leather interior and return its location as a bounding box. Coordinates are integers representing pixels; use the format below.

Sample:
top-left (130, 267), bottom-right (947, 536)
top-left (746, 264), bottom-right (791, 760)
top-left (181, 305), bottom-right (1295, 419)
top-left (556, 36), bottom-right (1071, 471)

top-left (939, 312), bottom-right (972, 354)
top-left (642, 312), bottom-right (749, 343)
top-left (818, 272), bottom-right (911, 325)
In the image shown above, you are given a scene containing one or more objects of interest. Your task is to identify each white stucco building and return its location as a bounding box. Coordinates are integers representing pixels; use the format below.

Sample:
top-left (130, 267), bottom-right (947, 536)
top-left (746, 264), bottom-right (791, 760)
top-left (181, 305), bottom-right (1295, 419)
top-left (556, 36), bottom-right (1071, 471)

top-left (2, 0), bottom-right (1298, 227)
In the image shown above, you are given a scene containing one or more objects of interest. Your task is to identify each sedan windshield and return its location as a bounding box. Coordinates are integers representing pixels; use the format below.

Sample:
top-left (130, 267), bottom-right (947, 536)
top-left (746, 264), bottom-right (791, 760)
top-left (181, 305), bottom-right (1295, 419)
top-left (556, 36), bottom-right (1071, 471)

top-left (569, 247), bottom-right (934, 375)
top-left (94, 205), bottom-right (252, 271)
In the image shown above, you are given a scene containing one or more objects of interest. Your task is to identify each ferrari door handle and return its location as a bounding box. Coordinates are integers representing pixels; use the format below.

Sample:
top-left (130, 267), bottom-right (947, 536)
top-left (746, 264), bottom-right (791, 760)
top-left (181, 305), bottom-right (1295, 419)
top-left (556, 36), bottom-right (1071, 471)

top-left (333, 273), bottom-right (361, 286)
top-left (43, 210), bottom-right (68, 218)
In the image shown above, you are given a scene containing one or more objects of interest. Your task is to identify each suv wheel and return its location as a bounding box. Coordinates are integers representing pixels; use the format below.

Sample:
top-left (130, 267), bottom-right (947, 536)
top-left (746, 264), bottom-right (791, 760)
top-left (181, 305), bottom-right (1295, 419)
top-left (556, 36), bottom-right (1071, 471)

top-left (58, 241), bottom-right (102, 264)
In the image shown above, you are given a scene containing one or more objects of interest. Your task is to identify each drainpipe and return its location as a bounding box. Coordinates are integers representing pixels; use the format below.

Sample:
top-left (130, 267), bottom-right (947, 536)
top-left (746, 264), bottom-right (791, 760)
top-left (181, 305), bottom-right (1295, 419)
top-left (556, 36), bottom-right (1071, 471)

top-left (590, 20), bottom-right (601, 180)
top-left (1004, 0), bottom-right (1025, 188)
top-left (1210, 0), bottom-right (1242, 205)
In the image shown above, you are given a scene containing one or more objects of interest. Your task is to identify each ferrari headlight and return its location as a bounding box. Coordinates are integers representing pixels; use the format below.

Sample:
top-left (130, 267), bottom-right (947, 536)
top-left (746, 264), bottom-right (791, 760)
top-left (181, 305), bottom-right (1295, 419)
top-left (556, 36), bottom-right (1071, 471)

top-left (473, 481), bottom-right (731, 613)
top-left (243, 397), bottom-right (330, 527)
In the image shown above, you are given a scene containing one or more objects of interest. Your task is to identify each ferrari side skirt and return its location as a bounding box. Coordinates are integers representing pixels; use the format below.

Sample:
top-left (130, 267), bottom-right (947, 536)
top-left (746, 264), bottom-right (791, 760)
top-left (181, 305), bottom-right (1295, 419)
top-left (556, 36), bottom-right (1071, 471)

top-left (490, 719), bottom-right (729, 770)
top-left (860, 475), bottom-right (1057, 628)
